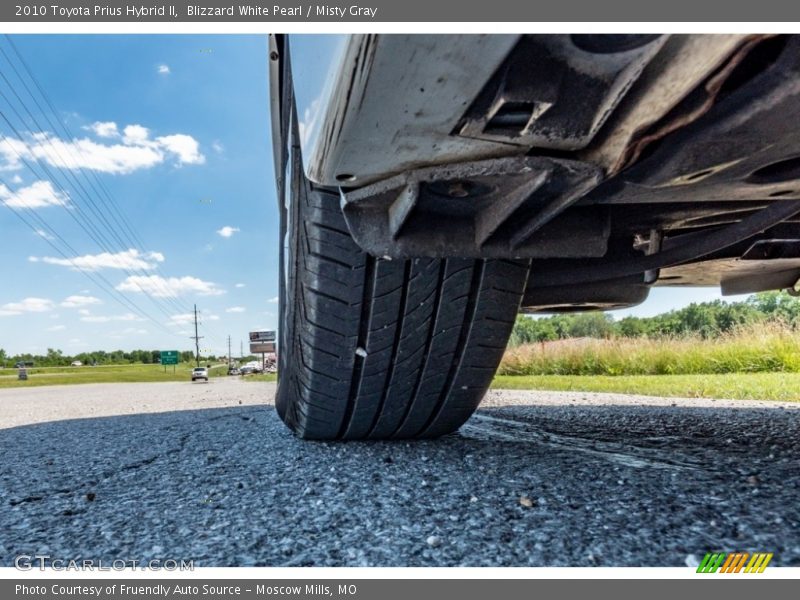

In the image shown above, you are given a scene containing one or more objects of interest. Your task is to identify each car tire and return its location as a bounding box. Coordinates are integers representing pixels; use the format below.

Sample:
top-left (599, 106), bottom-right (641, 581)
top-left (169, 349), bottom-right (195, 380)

top-left (276, 138), bottom-right (530, 440)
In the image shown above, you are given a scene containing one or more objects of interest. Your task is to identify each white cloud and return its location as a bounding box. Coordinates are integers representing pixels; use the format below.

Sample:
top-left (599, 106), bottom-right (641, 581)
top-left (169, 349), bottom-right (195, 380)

top-left (212, 141), bottom-right (224, 154)
top-left (46, 324), bottom-right (66, 331)
top-left (30, 249), bottom-right (165, 272)
top-left (156, 134), bottom-right (204, 165)
top-left (80, 313), bottom-right (142, 323)
top-left (122, 124), bottom-right (150, 145)
top-left (83, 121), bottom-right (119, 138)
top-left (116, 327), bottom-right (148, 335)
top-left (117, 275), bottom-right (225, 298)
top-left (34, 228), bottom-right (54, 241)
top-left (0, 297), bottom-right (54, 316)
top-left (168, 313), bottom-right (194, 326)
top-left (169, 312), bottom-right (217, 325)
top-left (78, 309), bottom-right (91, 316)
top-left (216, 226), bottom-right (240, 238)
top-left (225, 306), bottom-right (245, 313)
top-left (235, 283), bottom-right (246, 288)
top-left (61, 295), bottom-right (102, 308)
top-left (0, 180), bottom-right (68, 209)
top-left (157, 64), bottom-right (171, 75)
top-left (0, 125), bottom-right (205, 174)
top-left (267, 296), bottom-right (279, 303)
top-left (11, 174), bottom-right (23, 184)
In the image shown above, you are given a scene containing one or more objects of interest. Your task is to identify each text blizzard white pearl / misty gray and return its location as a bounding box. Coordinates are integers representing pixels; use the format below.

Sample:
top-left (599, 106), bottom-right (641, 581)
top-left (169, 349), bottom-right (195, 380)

top-left (186, 5), bottom-right (379, 18)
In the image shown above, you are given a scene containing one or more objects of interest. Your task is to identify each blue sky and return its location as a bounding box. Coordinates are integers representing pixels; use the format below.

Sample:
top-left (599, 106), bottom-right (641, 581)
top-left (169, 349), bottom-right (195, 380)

top-left (0, 34), bottom-right (743, 357)
top-left (0, 35), bottom-right (276, 356)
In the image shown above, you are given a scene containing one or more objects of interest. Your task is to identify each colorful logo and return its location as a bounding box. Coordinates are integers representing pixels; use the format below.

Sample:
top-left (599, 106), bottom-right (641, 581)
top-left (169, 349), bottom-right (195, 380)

top-left (697, 552), bottom-right (773, 573)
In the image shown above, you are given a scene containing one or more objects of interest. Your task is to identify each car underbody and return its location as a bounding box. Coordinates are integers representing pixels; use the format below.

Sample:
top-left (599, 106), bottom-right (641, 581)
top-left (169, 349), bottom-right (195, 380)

top-left (270, 34), bottom-right (800, 439)
top-left (285, 34), bottom-right (800, 313)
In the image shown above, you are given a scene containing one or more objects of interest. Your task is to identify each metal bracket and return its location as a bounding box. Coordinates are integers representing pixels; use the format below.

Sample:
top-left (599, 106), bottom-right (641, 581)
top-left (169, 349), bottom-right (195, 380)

top-left (341, 156), bottom-right (604, 259)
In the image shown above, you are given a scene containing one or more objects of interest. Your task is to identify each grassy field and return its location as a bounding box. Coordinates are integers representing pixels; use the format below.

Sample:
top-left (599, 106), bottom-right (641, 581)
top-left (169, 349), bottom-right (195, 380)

top-left (0, 363), bottom-right (793, 401)
top-left (0, 363), bottom-right (234, 388)
top-left (244, 373), bottom-right (278, 383)
top-left (492, 373), bottom-right (800, 402)
top-left (499, 323), bottom-right (800, 376)
top-left (2, 323), bottom-right (796, 402)
top-left (495, 324), bottom-right (800, 401)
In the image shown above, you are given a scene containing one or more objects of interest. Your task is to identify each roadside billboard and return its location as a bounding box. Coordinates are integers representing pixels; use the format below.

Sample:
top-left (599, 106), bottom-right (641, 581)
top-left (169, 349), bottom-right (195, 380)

top-left (250, 342), bottom-right (276, 354)
top-left (249, 330), bottom-right (276, 342)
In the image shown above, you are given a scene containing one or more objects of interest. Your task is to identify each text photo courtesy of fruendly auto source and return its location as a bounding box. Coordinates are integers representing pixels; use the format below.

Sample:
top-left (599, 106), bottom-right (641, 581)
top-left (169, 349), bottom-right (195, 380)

top-left (0, 34), bottom-right (798, 568)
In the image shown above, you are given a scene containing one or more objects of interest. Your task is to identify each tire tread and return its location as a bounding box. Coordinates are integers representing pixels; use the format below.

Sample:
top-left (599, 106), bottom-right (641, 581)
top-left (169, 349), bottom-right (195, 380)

top-left (277, 183), bottom-right (529, 439)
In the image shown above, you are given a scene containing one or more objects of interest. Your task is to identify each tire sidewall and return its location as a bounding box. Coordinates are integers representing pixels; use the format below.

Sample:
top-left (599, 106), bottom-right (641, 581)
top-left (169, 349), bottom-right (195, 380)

top-left (276, 106), bottom-right (298, 423)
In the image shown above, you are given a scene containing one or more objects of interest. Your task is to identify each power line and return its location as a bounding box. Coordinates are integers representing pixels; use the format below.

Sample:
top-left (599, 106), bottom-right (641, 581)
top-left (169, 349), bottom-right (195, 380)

top-left (0, 37), bottom-right (197, 318)
top-left (0, 120), bottom-right (184, 325)
top-left (1, 38), bottom-right (158, 269)
top-left (0, 37), bottom-right (234, 348)
top-left (0, 76), bottom-right (191, 321)
top-left (0, 176), bottom-right (179, 337)
top-left (0, 40), bottom-right (218, 341)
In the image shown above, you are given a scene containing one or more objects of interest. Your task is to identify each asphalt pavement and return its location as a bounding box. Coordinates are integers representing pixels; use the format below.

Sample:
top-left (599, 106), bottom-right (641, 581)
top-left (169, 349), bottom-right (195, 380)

top-left (0, 379), bottom-right (798, 567)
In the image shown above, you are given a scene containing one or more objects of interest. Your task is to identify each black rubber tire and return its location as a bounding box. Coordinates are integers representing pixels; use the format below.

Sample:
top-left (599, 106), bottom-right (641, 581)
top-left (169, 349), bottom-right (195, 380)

top-left (276, 155), bottom-right (530, 440)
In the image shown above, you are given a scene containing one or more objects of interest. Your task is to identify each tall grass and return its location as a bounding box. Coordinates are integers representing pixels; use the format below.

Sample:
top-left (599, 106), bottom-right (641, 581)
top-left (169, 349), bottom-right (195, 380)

top-left (498, 321), bottom-right (800, 376)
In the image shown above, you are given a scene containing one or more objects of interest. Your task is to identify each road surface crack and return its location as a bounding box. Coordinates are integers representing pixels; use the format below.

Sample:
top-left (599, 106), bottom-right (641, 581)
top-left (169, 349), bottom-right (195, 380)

top-left (462, 413), bottom-right (712, 472)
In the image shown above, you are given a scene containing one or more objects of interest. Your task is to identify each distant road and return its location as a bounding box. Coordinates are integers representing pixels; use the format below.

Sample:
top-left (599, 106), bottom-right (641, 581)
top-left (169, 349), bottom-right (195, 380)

top-left (1, 379), bottom-right (798, 566)
top-left (0, 377), bottom-right (261, 429)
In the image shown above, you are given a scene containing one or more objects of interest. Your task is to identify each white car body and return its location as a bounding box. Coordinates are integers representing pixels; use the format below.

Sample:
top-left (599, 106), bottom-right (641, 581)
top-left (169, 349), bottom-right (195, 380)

top-left (191, 367), bottom-right (209, 382)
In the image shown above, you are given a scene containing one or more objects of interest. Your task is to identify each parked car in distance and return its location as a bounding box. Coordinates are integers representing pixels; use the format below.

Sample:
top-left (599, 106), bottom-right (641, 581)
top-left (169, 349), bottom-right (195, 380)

top-left (227, 366), bottom-right (240, 376)
top-left (70, 361), bottom-right (82, 367)
top-left (191, 367), bottom-right (209, 382)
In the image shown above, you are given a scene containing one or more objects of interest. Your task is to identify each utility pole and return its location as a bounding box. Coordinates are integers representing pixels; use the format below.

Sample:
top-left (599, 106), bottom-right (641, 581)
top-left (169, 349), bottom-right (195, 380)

top-left (227, 335), bottom-right (232, 366)
top-left (191, 304), bottom-right (204, 367)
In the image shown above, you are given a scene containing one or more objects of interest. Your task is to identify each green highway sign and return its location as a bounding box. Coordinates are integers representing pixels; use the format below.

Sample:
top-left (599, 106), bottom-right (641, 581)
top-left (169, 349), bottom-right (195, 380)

top-left (160, 350), bottom-right (179, 365)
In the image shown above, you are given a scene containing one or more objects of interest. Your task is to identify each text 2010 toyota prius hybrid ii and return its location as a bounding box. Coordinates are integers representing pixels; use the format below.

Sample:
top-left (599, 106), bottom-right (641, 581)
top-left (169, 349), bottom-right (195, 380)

top-left (269, 34), bottom-right (800, 439)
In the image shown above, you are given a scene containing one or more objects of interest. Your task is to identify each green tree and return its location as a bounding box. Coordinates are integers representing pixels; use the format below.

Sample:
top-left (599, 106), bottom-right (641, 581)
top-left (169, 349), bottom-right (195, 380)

top-left (509, 316), bottom-right (560, 346)
top-left (617, 316), bottom-right (648, 337)
top-left (45, 347), bottom-right (65, 366)
top-left (748, 291), bottom-right (800, 322)
top-left (566, 312), bottom-right (615, 338)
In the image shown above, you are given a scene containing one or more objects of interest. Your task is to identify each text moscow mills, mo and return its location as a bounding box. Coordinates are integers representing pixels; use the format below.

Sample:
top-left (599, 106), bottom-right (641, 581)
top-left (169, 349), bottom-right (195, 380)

top-left (14, 4), bottom-right (380, 19)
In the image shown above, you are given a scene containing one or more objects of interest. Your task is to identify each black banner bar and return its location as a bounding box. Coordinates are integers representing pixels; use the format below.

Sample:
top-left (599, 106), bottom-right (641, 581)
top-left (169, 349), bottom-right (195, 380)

top-left (2, 1), bottom-right (800, 22)
top-left (3, 579), bottom-right (800, 600)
